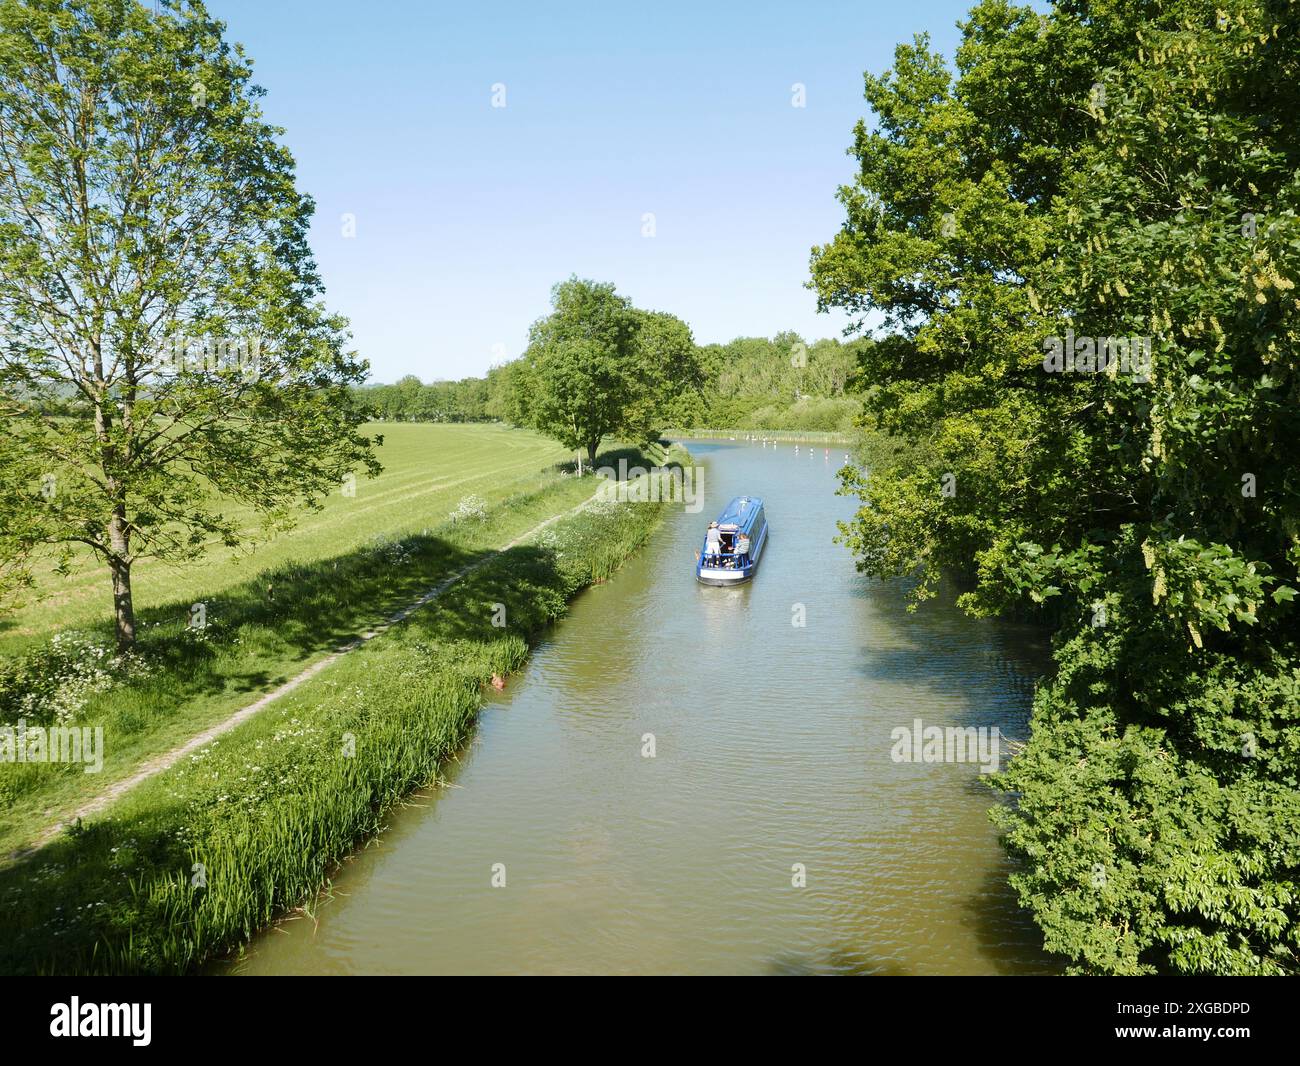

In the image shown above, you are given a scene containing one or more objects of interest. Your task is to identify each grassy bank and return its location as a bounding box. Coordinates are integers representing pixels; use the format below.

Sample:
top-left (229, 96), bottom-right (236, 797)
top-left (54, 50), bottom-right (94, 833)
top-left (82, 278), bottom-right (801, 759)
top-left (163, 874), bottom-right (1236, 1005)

top-left (0, 468), bottom-right (598, 857)
top-left (1, 423), bottom-right (571, 647)
top-left (0, 466), bottom-right (672, 975)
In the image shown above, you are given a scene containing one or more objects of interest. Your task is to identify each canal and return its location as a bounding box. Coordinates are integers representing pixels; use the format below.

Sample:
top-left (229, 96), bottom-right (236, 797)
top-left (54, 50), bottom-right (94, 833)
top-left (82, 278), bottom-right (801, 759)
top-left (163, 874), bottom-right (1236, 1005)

top-left (226, 439), bottom-right (1055, 975)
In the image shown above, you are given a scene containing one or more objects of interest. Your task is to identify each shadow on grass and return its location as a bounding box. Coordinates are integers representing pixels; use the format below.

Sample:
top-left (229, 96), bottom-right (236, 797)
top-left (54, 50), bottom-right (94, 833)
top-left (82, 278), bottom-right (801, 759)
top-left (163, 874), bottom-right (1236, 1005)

top-left (552, 441), bottom-right (686, 478)
top-left (0, 531), bottom-right (487, 723)
top-left (0, 794), bottom-right (198, 975)
top-left (0, 474), bottom-right (663, 975)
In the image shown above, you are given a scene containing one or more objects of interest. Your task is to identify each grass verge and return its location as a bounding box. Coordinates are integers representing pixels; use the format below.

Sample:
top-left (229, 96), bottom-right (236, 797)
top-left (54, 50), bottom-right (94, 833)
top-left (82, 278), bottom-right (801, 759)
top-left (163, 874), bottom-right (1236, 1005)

top-left (0, 467), bottom-right (599, 857)
top-left (0, 456), bottom-right (674, 975)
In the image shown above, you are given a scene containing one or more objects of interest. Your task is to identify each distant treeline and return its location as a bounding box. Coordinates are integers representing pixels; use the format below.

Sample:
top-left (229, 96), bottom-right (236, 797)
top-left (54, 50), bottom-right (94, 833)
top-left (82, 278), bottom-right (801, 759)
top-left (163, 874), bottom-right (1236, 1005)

top-left (351, 374), bottom-right (502, 423)
top-left (355, 332), bottom-right (868, 432)
top-left (691, 333), bottom-right (865, 432)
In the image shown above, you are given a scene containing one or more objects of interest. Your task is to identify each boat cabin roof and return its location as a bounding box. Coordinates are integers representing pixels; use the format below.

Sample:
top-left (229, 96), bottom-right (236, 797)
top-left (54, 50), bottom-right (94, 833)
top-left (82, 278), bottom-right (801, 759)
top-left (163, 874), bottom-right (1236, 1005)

top-left (714, 496), bottom-right (764, 534)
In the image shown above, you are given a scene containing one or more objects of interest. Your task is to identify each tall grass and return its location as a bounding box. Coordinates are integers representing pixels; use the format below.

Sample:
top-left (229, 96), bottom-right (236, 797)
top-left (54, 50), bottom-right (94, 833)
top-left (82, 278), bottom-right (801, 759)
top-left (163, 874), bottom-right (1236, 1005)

top-left (0, 470), bottom-right (597, 855)
top-left (0, 481), bottom-right (669, 975)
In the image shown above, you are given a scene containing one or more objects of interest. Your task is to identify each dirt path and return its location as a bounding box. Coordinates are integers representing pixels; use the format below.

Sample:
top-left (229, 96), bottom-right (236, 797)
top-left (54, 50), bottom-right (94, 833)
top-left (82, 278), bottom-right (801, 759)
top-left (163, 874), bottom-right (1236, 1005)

top-left (20, 491), bottom-right (600, 856)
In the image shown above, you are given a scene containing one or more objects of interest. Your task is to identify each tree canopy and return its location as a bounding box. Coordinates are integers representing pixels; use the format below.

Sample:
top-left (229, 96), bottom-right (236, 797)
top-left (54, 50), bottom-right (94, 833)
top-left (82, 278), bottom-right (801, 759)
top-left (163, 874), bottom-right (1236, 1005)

top-left (510, 277), bottom-right (703, 465)
top-left (812, 0), bottom-right (1300, 974)
top-left (0, 0), bottom-right (379, 650)
top-left (353, 374), bottom-right (494, 423)
top-left (358, 328), bottom-right (864, 435)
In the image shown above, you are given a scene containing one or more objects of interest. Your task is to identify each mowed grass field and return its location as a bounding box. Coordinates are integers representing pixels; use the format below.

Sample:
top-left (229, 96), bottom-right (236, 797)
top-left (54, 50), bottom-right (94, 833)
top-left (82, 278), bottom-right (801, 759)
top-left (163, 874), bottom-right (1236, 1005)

top-left (1, 423), bottom-right (574, 650)
top-left (0, 423), bottom-right (597, 856)
top-left (0, 473), bottom-right (673, 974)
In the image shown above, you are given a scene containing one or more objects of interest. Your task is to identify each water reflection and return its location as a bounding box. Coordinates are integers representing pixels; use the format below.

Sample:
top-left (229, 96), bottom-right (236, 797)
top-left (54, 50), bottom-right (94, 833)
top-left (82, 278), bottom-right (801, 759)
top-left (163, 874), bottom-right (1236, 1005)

top-left (223, 440), bottom-right (1055, 975)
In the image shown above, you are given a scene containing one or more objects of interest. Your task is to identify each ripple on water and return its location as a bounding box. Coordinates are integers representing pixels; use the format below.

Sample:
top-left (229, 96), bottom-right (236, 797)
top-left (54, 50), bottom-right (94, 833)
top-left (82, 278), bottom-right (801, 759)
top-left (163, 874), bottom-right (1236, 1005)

top-left (224, 441), bottom-right (1054, 976)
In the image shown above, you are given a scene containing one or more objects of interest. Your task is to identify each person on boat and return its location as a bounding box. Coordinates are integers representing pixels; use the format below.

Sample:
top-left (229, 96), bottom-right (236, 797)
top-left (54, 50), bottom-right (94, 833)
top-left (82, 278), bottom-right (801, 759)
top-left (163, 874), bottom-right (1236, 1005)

top-left (736, 530), bottom-right (751, 565)
top-left (704, 521), bottom-right (721, 564)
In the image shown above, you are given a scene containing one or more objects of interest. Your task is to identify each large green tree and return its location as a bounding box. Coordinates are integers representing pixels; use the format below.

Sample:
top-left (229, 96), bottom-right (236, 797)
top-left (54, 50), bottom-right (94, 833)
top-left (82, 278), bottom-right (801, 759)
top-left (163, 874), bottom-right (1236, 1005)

top-left (516, 277), bottom-right (647, 466)
top-left (622, 308), bottom-right (704, 440)
top-left (0, 0), bottom-right (379, 651)
top-left (813, 0), bottom-right (1299, 974)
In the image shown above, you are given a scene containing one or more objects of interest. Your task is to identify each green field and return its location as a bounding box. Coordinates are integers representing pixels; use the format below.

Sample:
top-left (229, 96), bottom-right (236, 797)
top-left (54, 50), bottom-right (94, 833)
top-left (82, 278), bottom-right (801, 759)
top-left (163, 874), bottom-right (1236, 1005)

top-left (0, 428), bottom-right (677, 974)
top-left (0, 423), bottom-right (600, 857)
top-left (1, 423), bottom-right (574, 649)
top-left (0, 482), bottom-right (670, 974)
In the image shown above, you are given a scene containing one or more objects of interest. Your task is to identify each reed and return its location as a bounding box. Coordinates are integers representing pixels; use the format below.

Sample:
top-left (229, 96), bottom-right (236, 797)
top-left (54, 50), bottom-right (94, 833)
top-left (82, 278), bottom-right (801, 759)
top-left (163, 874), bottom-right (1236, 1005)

top-left (0, 471), bottom-right (598, 855)
top-left (0, 483), bottom-right (668, 975)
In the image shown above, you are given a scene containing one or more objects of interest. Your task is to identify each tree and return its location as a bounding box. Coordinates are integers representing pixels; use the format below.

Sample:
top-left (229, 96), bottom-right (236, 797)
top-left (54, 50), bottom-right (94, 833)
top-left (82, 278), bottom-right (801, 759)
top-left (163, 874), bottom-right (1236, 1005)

top-left (393, 375), bottom-right (424, 420)
top-left (812, 0), bottom-right (1300, 973)
top-left (0, 0), bottom-right (380, 652)
top-left (485, 360), bottom-right (523, 423)
top-left (0, 412), bottom-right (41, 603)
top-left (519, 277), bottom-right (645, 467)
top-left (623, 308), bottom-right (703, 441)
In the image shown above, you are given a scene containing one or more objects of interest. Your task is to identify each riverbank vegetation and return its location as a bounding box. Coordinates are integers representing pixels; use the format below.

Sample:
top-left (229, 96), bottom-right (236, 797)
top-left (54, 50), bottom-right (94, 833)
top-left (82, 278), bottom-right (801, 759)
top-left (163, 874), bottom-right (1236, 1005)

top-left (353, 329), bottom-right (865, 436)
top-left (684, 334), bottom-right (863, 433)
top-left (813, 0), bottom-right (1300, 974)
top-left (0, 465), bottom-right (672, 974)
top-left (0, 441), bottom-right (598, 857)
top-left (0, 0), bottom-right (381, 655)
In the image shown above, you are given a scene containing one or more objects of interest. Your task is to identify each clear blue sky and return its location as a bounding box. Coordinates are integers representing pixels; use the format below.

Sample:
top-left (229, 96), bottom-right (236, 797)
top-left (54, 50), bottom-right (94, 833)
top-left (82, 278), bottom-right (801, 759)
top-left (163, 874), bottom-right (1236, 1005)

top-left (208, 0), bottom-right (976, 383)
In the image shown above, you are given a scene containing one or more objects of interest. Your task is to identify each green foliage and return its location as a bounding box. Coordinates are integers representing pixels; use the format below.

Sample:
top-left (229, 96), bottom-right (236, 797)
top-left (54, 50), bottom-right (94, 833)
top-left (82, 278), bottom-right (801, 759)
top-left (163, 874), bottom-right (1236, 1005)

top-left (992, 626), bottom-right (1300, 975)
top-left (0, 630), bottom-right (147, 727)
top-left (518, 277), bottom-right (644, 462)
top-left (0, 0), bottom-right (379, 650)
top-left (0, 482), bottom-right (667, 974)
top-left (352, 374), bottom-right (493, 423)
top-left (813, 0), bottom-right (1300, 973)
top-left (364, 317), bottom-right (866, 438)
top-left (690, 333), bottom-right (864, 431)
top-left (623, 308), bottom-right (705, 438)
top-left (0, 418), bottom-right (40, 603)
top-left (511, 278), bottom-right (704, 461)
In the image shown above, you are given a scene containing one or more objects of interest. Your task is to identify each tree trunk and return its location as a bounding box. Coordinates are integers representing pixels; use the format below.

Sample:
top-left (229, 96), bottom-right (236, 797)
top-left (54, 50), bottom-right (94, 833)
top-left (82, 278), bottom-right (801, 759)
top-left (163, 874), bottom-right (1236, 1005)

top-left (109, 555), bottom-right (136, 653)
top-left (107, 508), bottom-right (136, 653)
top-left (587, 439), bottom-right (598, 469)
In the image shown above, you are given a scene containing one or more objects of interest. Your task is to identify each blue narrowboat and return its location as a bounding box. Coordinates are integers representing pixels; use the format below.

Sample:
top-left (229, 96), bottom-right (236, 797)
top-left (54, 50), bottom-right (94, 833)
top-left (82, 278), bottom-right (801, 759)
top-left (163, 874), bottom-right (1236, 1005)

top-left (696, 496), bottom-right (768, 585)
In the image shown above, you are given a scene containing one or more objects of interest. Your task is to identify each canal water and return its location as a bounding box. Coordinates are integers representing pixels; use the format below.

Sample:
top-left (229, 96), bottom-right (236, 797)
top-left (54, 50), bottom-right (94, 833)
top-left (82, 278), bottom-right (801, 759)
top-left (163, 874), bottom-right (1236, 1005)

top-left (226, 440), bottom-right (1055, 975)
